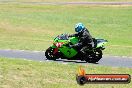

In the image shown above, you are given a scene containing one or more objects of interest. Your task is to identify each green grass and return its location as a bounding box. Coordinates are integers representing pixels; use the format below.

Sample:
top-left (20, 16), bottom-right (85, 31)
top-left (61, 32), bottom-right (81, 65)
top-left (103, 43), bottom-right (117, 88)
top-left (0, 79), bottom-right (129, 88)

top-left (15, 0), bottom-right (132, 2)
top-left (0, 57), bottom-right (132, 88)
top-left (0, 4), bottom-right (132, 56)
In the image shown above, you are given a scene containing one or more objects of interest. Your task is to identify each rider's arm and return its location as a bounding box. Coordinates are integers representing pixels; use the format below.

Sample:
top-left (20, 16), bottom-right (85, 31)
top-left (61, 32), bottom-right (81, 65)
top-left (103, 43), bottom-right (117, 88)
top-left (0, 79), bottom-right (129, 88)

top-left (70, 42), bottom-right (83, 49)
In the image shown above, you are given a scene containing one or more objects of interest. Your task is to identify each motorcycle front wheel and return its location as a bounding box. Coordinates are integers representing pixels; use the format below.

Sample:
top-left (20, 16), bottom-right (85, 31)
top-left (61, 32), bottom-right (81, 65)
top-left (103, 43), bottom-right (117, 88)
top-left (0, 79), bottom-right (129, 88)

top-left (45, 47), bottom-right (59, 60)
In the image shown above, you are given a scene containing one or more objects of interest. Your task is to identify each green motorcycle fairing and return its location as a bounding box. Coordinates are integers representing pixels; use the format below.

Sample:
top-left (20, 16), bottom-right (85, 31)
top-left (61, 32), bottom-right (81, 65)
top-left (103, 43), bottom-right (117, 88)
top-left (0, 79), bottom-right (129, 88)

top-left (51, 36), bottom-right (79, 58)
top-left (51, 34), bottom-right (107, 58)
top-left (59, 46), bottom-right (78, 58)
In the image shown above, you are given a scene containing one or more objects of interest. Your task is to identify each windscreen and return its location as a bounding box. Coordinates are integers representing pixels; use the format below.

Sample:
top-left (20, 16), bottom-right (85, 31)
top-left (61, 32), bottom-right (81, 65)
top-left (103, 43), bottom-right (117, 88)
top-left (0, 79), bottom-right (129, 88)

top-left (56, 34), bottom-right (69, 40)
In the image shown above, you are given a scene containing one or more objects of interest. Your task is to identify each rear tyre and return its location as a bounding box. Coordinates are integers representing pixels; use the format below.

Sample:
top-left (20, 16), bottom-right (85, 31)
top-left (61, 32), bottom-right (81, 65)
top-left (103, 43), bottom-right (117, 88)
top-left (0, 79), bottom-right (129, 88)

top-left (45, 47), bottom-right (59, 60)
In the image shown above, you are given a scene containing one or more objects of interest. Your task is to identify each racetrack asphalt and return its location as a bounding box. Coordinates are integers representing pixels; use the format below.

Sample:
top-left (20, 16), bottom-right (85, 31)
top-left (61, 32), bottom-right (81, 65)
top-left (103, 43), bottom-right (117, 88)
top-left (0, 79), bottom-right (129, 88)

top-left (0, 49), bottom-right (132, 68)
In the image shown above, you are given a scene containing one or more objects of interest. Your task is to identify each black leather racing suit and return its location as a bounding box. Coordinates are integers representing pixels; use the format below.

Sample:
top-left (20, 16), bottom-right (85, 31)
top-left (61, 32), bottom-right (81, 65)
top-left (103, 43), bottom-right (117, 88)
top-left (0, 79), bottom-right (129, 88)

top-left (69, 28), bottom-right (93, 54)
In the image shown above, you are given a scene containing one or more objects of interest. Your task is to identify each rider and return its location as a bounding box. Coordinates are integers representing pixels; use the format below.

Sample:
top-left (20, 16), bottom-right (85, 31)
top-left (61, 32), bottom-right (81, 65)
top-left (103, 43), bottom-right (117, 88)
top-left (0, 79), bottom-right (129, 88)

top-left (68, 23), bottom-right (93, 55)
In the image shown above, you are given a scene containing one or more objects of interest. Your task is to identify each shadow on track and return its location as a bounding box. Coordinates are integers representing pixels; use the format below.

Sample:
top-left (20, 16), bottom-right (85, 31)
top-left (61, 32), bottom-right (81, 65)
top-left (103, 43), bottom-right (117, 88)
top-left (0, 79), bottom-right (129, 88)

top-left (53, 59), bottom-right (99, 64)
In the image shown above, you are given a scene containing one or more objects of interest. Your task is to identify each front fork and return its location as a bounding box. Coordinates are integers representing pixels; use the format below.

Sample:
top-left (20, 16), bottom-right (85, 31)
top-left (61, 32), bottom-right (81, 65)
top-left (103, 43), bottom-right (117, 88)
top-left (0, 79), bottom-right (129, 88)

top-left (53, 48), bottom-right (58, 54)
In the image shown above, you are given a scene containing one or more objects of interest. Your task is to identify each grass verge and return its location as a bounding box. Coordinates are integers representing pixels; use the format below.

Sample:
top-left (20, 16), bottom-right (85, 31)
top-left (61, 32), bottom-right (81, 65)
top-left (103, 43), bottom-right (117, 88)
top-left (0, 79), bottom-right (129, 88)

top-left (14, 0), bottom-right (132, 2)
top-left (0, 57), bottom-right (132, 88)
top-left (0, 4), bottom-right (132, 56)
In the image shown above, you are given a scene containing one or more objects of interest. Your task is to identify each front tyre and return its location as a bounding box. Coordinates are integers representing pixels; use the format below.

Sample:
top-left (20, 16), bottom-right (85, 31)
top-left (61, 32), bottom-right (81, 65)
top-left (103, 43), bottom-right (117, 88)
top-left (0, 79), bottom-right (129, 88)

top-left (45, 47), bottom-right (59, 60)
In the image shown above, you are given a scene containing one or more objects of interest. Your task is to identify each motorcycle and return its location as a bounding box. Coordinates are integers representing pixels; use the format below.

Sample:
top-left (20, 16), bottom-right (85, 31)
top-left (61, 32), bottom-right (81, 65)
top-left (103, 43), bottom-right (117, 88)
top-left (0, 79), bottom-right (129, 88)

top-left (45, 33), bottom-right (108, 63)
